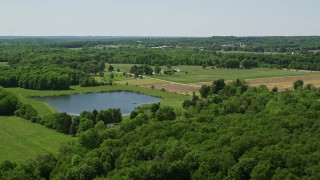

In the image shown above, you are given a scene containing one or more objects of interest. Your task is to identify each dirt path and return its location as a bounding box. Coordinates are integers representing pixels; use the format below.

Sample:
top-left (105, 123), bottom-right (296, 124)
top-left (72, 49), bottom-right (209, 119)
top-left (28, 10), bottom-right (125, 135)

top-left (145, 76), bottom-right (200, 87)
top-left (143, 76), bottom-right (200, 94)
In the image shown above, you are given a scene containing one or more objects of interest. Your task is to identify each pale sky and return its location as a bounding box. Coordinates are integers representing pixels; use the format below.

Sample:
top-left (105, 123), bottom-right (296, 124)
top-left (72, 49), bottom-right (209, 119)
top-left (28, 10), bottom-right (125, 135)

top-left (0, 0), bottom-right (319, 36)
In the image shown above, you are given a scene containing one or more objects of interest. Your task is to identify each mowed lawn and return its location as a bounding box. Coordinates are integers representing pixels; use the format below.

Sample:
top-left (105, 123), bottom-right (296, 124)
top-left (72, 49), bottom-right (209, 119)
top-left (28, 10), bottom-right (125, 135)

top-left (0, 116), bottom-right (74, 163)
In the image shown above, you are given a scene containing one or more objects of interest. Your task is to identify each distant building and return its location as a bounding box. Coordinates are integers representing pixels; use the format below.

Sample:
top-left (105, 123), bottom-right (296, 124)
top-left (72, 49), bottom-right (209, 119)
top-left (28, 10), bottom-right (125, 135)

top-left (151, 45), bottom-right (172, 49)
top-left (106, 123), bottom-right (119, 128)
top-left (175, 68), bottom-right (183, 72)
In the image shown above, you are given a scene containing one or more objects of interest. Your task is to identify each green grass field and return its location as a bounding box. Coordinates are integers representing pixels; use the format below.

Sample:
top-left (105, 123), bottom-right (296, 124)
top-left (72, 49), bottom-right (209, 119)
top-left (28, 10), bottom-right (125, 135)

top-left (0, 116), bottom-right (74, 163)
top-left (153, 66), bottom-right (318, 84)
top-left (108, 64), bottom-right (134, 73)
top-left (108, 64), bottom-right (318, 84)
top-left (6, 85), bottom-right (189, 117)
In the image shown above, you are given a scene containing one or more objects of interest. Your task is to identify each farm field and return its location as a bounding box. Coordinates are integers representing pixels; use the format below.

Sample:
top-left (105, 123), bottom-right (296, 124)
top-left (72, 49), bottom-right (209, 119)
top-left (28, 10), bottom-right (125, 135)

top-left (247, 74), bottom-right (320, 90)
top-left (108, 64), bottom-right (320, 93)
top-left (0, 116), bottom-right (74, 163)
top-left (151, 66), bottom-right (319, 84)
top-left (110, 64), bottom-right (318, 83)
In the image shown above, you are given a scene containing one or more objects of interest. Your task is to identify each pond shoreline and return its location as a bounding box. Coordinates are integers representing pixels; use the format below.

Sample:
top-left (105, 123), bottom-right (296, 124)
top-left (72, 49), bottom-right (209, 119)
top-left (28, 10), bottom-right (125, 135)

top-left (6, 85), bottom-right (190, 117)
top-left (33, 91), bottom-right (162, 116)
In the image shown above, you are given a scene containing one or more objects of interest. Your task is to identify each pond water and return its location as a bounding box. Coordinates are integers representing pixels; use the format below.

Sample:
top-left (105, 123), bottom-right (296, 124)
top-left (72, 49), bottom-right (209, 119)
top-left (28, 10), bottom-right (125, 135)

top-left (34, 92), bottom-right (162, 116)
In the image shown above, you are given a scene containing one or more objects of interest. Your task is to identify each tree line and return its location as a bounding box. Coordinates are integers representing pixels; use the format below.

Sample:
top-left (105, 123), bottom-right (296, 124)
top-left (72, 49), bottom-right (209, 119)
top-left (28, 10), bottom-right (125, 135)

top-left (0, 60), bottom-right (107, 90)
top-left (2, 36), bottom-right (320, 52)
top-left (1, 41), bottom-right (320, 75)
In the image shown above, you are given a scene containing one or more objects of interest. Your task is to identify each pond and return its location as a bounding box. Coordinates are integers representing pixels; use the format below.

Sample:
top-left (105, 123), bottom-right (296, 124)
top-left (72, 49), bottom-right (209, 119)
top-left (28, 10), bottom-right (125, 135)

top-left (34, 92), bottom-right (162, 116)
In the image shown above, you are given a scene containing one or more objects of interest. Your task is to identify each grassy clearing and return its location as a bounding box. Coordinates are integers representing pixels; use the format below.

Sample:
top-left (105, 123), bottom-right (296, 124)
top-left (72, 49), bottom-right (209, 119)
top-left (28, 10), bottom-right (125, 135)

top-left (6, 85), bottom-right (189, 117)
top-left (0, 62), bottom-right (9, 66)
top-left (0, 116), bottom-right (74, 163)
top-left (107, 64), bottom-right (133, 73)
top-left (152, 66), bottom-right (318, 84)
top-left (96, 70), bottom-right (131, 84)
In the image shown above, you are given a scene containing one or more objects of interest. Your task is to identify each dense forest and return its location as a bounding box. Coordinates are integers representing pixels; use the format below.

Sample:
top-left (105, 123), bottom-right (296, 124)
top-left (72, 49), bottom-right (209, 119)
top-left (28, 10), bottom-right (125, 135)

top-left (1, 80), bottom-right (320, 179)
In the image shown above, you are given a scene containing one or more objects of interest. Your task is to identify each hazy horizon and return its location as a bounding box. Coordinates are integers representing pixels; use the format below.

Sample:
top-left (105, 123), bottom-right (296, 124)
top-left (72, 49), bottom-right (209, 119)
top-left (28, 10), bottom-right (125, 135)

top-left (1, 35), bottom-right (320, 38)
top-left (1, 0), bottom-right (319, 36)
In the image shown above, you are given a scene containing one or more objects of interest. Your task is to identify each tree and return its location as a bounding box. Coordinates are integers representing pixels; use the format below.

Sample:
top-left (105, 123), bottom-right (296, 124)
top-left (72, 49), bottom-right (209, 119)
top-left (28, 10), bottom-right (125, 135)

top-left (272, 86), bottom-right (278, 93)
top-left (108, 65), bottom-right (114, 72)
top-left (202, 63), bottom-right (207, 70)
top-left (130, 111), bottom-right (138, 119)
top-left (143, 65), bottom-right (153, 75)
top-left (99, 72), bottom-right (104, 77)
top-left (293, 80), bottom-right (304, 90)
top-left (182, 100), bottom-right (196, 109)
top-left (192, 92), bottom-right (199, 102)
top-left (69, 117), bottom-right (79, 136)
top-left (150, 103), bottom-right (160, 116)
top-left (212, 79), bottom-right (225, 94)
top-left (36, 154), bottom-right (57, 180)
top-left (44, 113), bottom-right (72, 134)
top-left (154, 65), bottom-right (161, 74)
top-left (250, 161), bottom-right (272, 180)
top-left (130, 65), bottom-right (143, 76)
top-left (79, 129), bottom-right (102, 149)
top-left (242, 60), bottom-right (258, 69)
top-left (80, 76), bottom-right (98, 87)
top-left (99, 61), bottom-right (105, 71)
top-left (305, 84), bottom-right (315, 90)
top-left (199, 85), bottom-right (211, 98)
top-left (155, 106), bottom-right (176, 121)
top-left (223, 59), bottom-right (240, 68)
top-left (15, 104), bottom-right (38, 122)
top-left (0, 89), bottom-right (19, 116)
top-left (229, 158), bottom-right (258, 180)
top-left (0, 160), bottom-right (17, 173)
top-left (80, 111), bottom-right (95, 122)
top-left (77, 118), bottom-right (95, 134)
top-left (96, 108), bottom-right (122, 124)
top-left (92, 109), bottom-right (98, 121)
top-left (95, 121), bottom-right (106, 131)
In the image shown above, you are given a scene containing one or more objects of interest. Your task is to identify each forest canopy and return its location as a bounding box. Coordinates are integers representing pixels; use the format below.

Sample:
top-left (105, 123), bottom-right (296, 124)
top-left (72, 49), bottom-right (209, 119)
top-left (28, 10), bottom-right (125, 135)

top-left (2, 80), bottom-right (320, 179)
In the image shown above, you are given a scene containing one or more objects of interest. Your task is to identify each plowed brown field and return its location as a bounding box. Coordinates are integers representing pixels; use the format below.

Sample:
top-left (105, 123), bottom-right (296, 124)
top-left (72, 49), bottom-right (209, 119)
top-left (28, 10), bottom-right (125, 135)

top-left (247, 75), bottom-right (320, 90)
